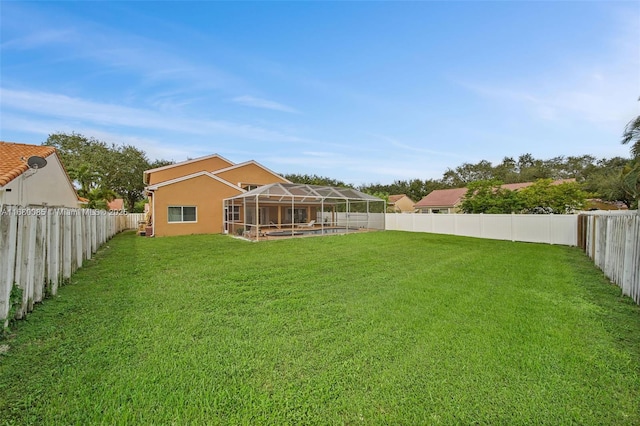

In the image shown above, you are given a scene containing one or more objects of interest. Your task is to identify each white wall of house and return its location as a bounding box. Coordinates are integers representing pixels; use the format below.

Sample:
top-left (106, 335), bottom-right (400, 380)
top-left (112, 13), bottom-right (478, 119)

top-left (2, 154), bottom-right (79, 208)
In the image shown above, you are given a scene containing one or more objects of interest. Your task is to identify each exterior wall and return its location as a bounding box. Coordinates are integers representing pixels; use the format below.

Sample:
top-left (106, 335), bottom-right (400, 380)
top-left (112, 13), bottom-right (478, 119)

top-left (215, 163), bottom-right (289, 187)
top-left (152, 175), bottom-right (241, 236)
top-left (147, 156), bottom-right (233, 185)
top-left (417, 205), bottom-right (460, 214)
top-left (392, 196), bottom-right (416, 213)
top-left (2, 153), bottom-right (79, 208)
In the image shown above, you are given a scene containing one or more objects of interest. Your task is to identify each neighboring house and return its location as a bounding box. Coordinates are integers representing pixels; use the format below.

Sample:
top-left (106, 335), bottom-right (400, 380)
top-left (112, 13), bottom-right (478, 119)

top-left (0, 141), bottom-right (83, 208)
top-left (414, 188), bottom-right (468, 214)
top-left (414, 179), bottom-right (576, 213)
top-left (388, 194), bottom-right (416, 213)
top-left (143, 154), bottom-right (291, 237)
top-left (107, 198), bottom-right (125, 212)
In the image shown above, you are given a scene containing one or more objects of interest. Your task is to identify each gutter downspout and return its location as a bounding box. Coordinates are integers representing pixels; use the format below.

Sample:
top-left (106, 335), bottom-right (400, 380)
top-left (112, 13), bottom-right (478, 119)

top-left (151, 191), bottom-right (155, 237)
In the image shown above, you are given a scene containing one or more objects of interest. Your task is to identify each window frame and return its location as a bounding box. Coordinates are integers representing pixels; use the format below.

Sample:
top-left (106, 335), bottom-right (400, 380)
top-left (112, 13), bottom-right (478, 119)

top-left (167, 206), bottom-right (197, 223)
top-left (227, 205), bottom-right (240, 222)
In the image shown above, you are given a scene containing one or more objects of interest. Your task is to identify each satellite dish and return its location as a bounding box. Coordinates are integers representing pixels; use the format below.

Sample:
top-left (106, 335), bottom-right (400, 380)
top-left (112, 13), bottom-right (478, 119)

top-left (27, 156), bottom-right (48, 170)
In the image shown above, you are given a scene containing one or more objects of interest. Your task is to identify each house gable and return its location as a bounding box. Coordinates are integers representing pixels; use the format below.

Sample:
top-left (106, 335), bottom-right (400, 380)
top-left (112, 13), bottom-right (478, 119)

top-left (146, 170), bottom-right (243, 192)
top-left (144, 154), bottom-right (234, 186)
top-left (213, 161), bottom-right (291, 189)
top-left (151, 173), bottom-right (243, 237)
top-left (0, 142), bottom-right (81, 207)
top-left (388, 194), bottom-right (416, 212)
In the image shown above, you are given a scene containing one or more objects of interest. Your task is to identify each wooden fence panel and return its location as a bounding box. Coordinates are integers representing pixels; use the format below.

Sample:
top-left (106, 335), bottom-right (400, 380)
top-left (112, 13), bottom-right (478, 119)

top-left (0, 213), bottom-right (18, 327)
top-left (578, 211), bottom-right (640, 305)
top-left (0, 206), bottom-right (142, 326)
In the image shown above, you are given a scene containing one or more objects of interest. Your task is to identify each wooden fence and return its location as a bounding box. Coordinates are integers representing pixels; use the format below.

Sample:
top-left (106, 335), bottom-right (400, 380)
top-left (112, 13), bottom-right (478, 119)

top-left (578, 210), bottom-right (640, 305)
top-left (0, 205), bottom-right (144, 327)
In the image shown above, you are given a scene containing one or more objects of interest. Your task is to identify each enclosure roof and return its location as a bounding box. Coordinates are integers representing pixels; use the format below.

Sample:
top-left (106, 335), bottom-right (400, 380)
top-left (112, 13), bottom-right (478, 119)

top-left (225, 182), bottom-right (383, 202)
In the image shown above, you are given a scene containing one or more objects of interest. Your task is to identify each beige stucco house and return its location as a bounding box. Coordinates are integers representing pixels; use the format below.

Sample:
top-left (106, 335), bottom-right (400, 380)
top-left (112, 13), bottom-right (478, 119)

top-left (388, 194), bottom-right (417, 213)
top-left (143, 154), bottom-right (291, 237)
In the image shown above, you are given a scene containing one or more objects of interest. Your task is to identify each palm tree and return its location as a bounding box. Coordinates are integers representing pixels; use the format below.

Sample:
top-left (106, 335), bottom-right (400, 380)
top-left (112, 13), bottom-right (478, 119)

top-left (621, 100), bottom-right (640, 208)
top-left (622, 97), bottom-right (640, 158)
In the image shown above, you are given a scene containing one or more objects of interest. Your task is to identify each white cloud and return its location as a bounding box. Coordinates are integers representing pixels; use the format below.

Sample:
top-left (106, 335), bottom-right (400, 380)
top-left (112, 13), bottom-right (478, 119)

top-left (0, 29), bottom-right (76, 50)
top-left (232, 95), bottom-right (300, 114)
top-left (0, 88), bottom-right (306, 143)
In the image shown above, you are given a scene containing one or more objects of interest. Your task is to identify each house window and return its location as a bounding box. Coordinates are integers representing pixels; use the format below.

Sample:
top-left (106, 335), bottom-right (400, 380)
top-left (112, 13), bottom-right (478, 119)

top-left (242, 184), bottom-right (260, 191)
top-left (285, 208), bottom-right (307, 223)
top-left (227, 206), bottom-right (240, 222)
top-left (168, 206), bottom-right (197, 223)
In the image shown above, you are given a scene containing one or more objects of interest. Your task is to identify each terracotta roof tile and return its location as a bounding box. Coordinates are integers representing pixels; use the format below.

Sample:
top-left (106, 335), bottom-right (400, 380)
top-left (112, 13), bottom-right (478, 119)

top-left (414, 188), bottom-right (468, 208)
top-left (0, 142), bottom-right (56, 187)
top-left (107, 198), bottom-right (124, 210)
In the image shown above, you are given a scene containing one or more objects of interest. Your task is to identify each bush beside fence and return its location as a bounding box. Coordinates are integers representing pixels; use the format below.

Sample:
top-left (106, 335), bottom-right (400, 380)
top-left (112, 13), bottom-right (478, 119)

top-left (578, 211), bottom-right (640, 304)
top-left (0, 206), bottom-right (143, 327)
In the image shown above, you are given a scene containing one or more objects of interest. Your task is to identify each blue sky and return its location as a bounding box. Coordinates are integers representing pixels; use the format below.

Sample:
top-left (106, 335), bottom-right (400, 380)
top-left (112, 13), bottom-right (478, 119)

top-left (1, 1), bottom-right (639, 185)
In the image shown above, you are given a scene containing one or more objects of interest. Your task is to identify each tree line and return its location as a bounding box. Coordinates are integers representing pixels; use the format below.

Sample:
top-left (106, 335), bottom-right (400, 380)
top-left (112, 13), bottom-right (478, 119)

top-left (290, 103), bottom-right (640, 210)
top-left (43, 104), bottom-right (639, 213)
top-left (285, 154), bottom-right (636, 209)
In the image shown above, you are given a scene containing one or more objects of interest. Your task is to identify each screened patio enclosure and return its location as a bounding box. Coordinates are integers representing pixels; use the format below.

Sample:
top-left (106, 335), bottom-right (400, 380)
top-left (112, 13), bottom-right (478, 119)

top-left (223, 183), bottom-right (385, 241)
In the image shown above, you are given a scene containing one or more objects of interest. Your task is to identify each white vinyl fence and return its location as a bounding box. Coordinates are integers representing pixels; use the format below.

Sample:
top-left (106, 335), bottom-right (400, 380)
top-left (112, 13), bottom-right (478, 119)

top-left (0, 205), bottom-right (143, 327)
top-left (385, 213), bottom-right (578, 246)
top-left (321, 212), bottom-right (385, 230)
top-left (578, 211), bottom-right (640, 304)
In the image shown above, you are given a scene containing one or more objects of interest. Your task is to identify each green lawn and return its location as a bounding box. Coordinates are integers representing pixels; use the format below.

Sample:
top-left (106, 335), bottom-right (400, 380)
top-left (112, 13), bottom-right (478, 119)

top-left (1, 231), bottom-right (639, 425)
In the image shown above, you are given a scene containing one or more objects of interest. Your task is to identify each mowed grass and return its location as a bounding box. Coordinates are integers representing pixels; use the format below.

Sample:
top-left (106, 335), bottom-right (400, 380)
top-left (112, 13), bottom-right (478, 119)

top-left (1, 231), bottom-right (639, 425)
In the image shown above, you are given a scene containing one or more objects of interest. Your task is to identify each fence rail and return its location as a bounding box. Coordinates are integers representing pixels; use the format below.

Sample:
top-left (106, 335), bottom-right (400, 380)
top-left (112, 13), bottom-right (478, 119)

top-left (0, 206), bottom-right (142, 327)
top-left (578, 211), bottom-right (640, 304)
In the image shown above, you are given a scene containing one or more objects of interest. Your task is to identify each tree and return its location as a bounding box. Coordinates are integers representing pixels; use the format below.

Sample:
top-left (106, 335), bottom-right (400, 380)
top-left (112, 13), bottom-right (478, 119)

top-left (86, 186), bottom-right (117, 210)
top-left (516, 154), bottom-right (553, 181)
top-left (517, 179), bottom-right (587, 214)
top-left (582, 157), bottom-right (634, 208)
top-left (493, 157), bottom-right (519, 183)
top-left (621, 160), bottom-right (640, 208)
top-left (45, 133), bottom-right (116, 209)
top-left (282, 173), bottom-right (353, 188)
top-left (622, 98), bottom-right (640, 159)
top-left (460, 180), bottom-right (522, 214)
top-left (442, 160), bottom-right (494, 187)
top-left (44, 132), bottom-right (172, 211)
top-left (621, 100), bottom-right (640, 206)
top-left (107, 145), bottom-right (151, 212)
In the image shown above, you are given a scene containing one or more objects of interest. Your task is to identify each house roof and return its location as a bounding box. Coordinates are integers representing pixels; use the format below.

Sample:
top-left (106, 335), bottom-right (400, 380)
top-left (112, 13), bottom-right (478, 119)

top-left (143, 153), bottom-right (234, 184)
top-left (145, 170), bottom-right (245, 192)
top-left (212, 160), bottom-right (292, 184)
top-left (388, 194), bottom-right (406, 203)
top-left (414, 179), bottom-right (577, 209)
top-left (0, 141), bottom-right (56, 187)
top-left (414, 188), bottom-right (468, 208)
top-left (107, 198), bottom-right (124, 210)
